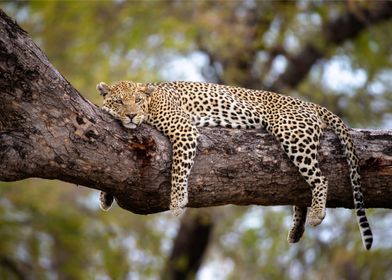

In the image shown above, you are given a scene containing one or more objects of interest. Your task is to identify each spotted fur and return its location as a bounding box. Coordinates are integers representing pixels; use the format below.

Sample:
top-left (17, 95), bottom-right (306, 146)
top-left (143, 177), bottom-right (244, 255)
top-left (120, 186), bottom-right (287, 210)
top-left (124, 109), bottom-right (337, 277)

top-left (97, 81), bottom-right (373, 250)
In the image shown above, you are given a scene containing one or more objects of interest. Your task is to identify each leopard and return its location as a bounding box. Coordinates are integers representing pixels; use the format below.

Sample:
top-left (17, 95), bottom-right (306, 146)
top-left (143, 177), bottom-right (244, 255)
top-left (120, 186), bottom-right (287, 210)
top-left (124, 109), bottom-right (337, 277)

top-left (97, 80), bottom-right (373, 250)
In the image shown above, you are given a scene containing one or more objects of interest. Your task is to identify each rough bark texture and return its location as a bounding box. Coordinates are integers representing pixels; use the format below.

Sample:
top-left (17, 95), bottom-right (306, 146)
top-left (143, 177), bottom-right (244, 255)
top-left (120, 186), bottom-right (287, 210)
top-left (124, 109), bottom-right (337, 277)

top-left (1, 10), bottom-right (392, 217)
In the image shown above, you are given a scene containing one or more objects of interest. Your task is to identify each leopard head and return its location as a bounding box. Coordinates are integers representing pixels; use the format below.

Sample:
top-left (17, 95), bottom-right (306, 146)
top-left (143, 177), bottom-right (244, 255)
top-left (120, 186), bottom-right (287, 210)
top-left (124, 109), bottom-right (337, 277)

top-left (97, 81), bottom-right (155, 127)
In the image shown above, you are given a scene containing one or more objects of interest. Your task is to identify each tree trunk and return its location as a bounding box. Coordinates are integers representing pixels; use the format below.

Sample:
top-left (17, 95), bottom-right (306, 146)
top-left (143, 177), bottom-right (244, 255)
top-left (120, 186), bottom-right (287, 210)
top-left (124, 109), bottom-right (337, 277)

top-left (1, 10), bottom-right (392, 217)
top-left (162, 209), bottom-right (214, 280)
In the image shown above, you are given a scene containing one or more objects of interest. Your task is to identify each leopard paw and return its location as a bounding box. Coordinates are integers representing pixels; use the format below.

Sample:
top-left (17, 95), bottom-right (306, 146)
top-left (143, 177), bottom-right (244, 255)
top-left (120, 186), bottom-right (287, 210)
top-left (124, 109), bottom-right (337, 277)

top-left (307, 208), bottom-right (326, 227)
top-left (169, 196), bottom-right (188, 216)
top-left (99, 191), bottom-right (114, 211)
top-left (287, 225), bottom-right (305, 243)
top-left (178, 195), bottom-right (188, 208)
top-left (132, 114), bottom-right (145, 126)
top-left (170, 205), bottom-right (185, 216)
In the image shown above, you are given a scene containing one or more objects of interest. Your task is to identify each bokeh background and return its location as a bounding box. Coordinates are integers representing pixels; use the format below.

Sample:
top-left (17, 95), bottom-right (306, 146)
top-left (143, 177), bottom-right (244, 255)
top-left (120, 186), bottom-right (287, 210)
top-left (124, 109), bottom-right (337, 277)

top-left (1, 1), bottom-right (392, 279)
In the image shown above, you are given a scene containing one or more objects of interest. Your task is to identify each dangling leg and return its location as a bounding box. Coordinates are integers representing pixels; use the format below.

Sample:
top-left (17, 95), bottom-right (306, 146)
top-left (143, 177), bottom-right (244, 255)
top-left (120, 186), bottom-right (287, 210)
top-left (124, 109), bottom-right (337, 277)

top-left (153, 113), bottom-right (199, 217)
top-left (99, 191), bottom-right (114, 211)
top-left (292, 157), bottom-right (328, 227)
top-left (287, 206), bottom-right (307, 243)
top-left (272, 113), bottom-right (327, 230)
top-left (306, 174), bottom-right (328, 226)
top-left (279, 154), bottom-right (328, 227)
top-left (169, 146), bottom-right (197, 216)
top-left (169, 147), bottom-right (194, 216)
top-left (277, 137), bottom-right (328, 226)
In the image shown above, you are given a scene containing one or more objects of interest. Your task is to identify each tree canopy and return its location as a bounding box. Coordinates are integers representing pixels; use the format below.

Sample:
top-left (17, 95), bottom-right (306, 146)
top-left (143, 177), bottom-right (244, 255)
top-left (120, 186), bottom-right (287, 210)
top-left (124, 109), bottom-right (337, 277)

top-left (1, 2), bottom-right (392, 279)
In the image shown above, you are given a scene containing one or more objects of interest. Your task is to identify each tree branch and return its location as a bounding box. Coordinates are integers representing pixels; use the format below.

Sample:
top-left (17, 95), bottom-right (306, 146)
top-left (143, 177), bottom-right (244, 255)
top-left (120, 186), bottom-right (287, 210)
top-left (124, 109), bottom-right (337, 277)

top-left (271, 1), bottom-right (392, 91)
top-left (1, 10), bottom-right (391, 216)
top-left (0, 255), bottom-right (32, 280)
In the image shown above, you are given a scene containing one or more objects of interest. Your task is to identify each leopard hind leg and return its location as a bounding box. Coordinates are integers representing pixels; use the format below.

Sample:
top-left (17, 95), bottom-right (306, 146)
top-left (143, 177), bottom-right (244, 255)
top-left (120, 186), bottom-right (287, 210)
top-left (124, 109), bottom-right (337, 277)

top-left (298, 161), bottom-right (328, 227)
top-left (276, 122), bottom-right (327, 228)
top-left (287, 206), bottom-right (307, 243)
top-left (287, 150), bottom-right (328, 227)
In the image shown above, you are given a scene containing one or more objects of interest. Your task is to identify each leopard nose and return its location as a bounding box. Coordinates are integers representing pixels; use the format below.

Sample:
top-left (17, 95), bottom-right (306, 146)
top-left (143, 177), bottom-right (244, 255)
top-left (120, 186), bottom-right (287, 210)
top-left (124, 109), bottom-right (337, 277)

top-left (127, 114), bottom-right (137, 119)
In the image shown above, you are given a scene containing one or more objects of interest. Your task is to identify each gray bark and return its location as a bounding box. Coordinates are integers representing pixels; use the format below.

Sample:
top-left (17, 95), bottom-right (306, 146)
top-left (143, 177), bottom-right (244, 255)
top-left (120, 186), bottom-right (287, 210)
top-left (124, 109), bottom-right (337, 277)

top-left (1, 10), bottom-right (392, 215)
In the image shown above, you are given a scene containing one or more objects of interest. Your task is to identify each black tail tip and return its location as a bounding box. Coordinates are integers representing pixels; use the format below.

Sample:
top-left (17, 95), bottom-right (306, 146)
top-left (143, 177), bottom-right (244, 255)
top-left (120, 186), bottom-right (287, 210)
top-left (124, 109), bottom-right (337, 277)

top-left (365, 238), bottom-right (373, 250)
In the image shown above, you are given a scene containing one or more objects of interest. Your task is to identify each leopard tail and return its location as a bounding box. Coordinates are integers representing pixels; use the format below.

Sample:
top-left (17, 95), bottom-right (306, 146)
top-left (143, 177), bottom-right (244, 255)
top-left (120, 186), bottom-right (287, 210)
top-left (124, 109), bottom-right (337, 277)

top-left (316, 105), bottom-right (373, 250)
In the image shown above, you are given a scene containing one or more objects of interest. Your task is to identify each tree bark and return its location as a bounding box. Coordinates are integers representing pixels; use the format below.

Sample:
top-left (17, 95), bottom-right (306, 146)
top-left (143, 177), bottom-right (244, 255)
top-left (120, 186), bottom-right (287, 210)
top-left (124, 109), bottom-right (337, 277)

top-left (1, 10), bottom-right (392, 217)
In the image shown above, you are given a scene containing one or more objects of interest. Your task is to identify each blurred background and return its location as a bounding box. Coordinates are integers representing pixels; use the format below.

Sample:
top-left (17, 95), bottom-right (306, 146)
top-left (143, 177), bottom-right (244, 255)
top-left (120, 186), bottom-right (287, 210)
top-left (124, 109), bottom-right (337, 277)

top-left (1, 1), bottom-right (392, 279)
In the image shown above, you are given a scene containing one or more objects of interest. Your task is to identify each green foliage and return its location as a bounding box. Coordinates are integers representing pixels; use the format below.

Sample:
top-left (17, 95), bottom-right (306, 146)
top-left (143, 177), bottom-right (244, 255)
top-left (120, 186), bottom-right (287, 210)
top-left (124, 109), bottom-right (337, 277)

top-left (1, 1), bottom-right (392, 279)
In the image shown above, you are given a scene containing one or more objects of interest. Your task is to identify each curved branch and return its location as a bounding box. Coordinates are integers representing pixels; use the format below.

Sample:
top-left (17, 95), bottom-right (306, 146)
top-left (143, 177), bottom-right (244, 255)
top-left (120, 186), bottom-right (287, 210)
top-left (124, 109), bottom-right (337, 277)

top-left (1, 10), bottom-right (391, 216)
top-left (271, 1), bottom-right (392, 91)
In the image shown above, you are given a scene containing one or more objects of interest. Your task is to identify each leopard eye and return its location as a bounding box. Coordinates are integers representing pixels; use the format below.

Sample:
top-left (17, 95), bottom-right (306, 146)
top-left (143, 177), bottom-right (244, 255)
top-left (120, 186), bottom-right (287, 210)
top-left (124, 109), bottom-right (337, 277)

top-left (115, 98), bottom-right (123, 104)
top-left (135, 96), bottom-right (142, 103)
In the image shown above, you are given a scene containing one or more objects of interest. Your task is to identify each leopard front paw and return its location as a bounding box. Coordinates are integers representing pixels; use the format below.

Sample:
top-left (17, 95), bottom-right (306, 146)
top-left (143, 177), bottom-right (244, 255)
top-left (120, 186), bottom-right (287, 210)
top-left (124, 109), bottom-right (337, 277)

top-left (169, 196), bottom-right (188, 217)
top-left (307, 208), bottom-right (326, 227)
top-left (132, 114), bottom-right (145, 126)
top-left (170, 205), bottom-right (185, 216)
top-left (99, 191), bottom-right (114, 211)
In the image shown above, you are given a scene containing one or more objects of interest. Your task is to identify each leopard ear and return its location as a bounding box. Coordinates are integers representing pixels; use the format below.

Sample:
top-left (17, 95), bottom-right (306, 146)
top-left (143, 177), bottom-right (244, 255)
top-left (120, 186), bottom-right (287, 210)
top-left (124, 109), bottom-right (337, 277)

top-left (97, 82), bottom-right (110, 97)
top-left (141, 84), bottom-right (156, 96)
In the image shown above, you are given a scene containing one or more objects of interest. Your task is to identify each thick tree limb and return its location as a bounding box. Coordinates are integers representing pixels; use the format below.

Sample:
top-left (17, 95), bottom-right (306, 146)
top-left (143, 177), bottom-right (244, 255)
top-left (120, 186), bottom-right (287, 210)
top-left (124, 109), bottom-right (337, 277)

top-left (1, 10), bottom-right (392, 216)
